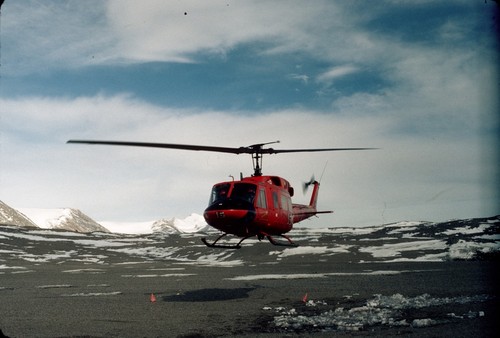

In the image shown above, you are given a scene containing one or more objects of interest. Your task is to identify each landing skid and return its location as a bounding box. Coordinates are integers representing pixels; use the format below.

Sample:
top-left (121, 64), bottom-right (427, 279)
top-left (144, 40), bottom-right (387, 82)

top-left (201, 233), bottom-right (250, 249)
top-left (266, 234), bottom-right (298, 247)
top-left (201, 233), bottom-right (298, 249)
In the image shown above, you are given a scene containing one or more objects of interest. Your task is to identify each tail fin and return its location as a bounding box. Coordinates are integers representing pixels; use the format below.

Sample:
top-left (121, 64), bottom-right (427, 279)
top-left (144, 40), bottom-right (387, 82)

top-left (309, 181), bottom-right (320, 209)
top-left (293, 180), bottom-right (332, 224)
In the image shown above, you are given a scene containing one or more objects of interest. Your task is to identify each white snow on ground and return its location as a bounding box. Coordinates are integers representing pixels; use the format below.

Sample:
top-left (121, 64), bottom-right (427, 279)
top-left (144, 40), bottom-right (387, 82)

top-left (270, 293), bottom-right (491, 332)
top-left (106, 245), bottom-right (244, 267)
top-left (376, 252), bottom-right (449, 263)
top-left (61, 268), bottom-right (106, 274)
top-left (36, 285), bottom-right (73, 289)
top-left (29, 230), bottom-right (88, 237)
top-left (269, 245), bottom-right (351, 258)
top-left (20, 250), bottom-right (79, 263)
top-left (62, 291), bottom-right (122, 297)
top-left (1, 216), bottom-right (498, 267)
top-left (121, 273), bottom-right (196, 278)
top-left (448, 240), bottom-right (499, 260)
top-left (0, 264), bottom-right (26, 270)
top-left (359, 239), bottom-right (448, 258)
top-left (293, 227), bottom-right (380, 236)
top-left (441, 223), bottom-right (492, 235)
top-left (227, 270), bottom-right (407, 281)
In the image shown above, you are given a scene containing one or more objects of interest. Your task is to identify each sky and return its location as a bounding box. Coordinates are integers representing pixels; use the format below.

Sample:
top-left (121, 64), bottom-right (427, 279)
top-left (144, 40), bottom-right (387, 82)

top-left (0, 0), bottom-right (499, 228)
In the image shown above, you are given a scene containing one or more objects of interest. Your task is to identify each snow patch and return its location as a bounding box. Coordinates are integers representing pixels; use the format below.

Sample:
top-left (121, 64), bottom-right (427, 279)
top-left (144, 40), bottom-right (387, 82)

top-left (269, 245), bottom-right (351, 257)
top-left (271, 293), bottom-right (491, 332)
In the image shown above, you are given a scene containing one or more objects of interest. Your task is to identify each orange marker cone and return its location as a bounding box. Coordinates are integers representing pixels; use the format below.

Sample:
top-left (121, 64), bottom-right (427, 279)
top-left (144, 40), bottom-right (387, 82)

top-left (302, 292), bottom-right (308, 303)
top-left (150, 293), bottom-right (157, 303)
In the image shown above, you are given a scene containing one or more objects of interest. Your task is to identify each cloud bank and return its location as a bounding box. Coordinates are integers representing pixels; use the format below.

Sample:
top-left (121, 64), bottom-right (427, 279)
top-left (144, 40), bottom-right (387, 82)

top-left (1, 1), bottom-right (498, 227)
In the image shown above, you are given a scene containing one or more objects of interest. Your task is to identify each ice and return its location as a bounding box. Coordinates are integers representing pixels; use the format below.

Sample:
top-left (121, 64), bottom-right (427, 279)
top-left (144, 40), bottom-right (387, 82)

top-left (0, 264), bottom-right (26, 270)
top-left (448, 240), bottom-right (498, 260)
top-left (20, 250), bottom-right (78, 263)
top-left (1, 215), bottom-right (498, 268)
top-left (227, 270), bottom-right (404, 281)
top-left (441, 223), bottom-right (492, 235)
top-left (411, 318), bottom-right (436, 327)
top-left (380, 252), bottom-right (448, 263)
top-left (29, 230), bottom-right (88, 237)
top-left (269, 245), bottom-right (351, 257)
top-left (121, 273), bottom-right (196, 278)
top-left (62, 268), bottom-right (106, 274)
top-left (62, 291), bottom-right (122, 297)
top-left (271, 293), bottom-right (491, 332)
top-left (36, 285), bottom-right (73, 289)
top-left (359, 239), bottom-right (447, 258)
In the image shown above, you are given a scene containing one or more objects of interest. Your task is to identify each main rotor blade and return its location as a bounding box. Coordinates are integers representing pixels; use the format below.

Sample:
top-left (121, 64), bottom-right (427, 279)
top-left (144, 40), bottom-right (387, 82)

top-left (67, 140), bottom-right (250, 154)
top-left (67, 140), bottom-right (377, 154)
top-left (263, 147), bottom-right (378, 154)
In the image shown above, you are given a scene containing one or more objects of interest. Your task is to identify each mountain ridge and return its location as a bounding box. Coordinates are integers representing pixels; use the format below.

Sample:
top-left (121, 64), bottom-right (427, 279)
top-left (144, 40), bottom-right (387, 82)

top-left (0, 200), bottom-right (38, 229)
top-left (0, 200), bottom-right (212, 234)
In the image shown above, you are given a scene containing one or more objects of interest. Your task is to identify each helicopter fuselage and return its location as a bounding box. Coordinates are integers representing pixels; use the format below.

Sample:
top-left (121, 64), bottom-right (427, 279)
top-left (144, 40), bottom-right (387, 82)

top-left (203, 175), bottom-right (319, 239)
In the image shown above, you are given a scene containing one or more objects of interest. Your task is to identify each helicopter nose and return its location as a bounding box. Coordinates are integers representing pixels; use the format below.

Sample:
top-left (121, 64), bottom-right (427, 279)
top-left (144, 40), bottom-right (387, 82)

top-left (203, 199), bottom-right (256, 226)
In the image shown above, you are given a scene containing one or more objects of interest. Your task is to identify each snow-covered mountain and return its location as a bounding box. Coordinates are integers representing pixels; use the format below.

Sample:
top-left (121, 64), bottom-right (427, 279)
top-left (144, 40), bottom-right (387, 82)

top-left (0, 200), bottom-right (212, 234)
top-left (100, 214), bottom-right (211, 234)
top-left (19, 208), bottom-right (110, 233)
top-left (151, 213), bottom-right (211, 234)
top-left (0, 201), bottom-right (109, 233)
top-left (0, 200), bottom-right (38, 228)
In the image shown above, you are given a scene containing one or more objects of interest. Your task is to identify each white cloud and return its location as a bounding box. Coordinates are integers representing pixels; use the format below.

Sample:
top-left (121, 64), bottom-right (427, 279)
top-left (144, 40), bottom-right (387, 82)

top-left (2, 0), bottom-right (114, 74)
top-left (316, 65), bottom-right (359, 83)
top-left (1, 94), bottom-right (496, 227)
top-left (2, 0), bottom-right (343, 73)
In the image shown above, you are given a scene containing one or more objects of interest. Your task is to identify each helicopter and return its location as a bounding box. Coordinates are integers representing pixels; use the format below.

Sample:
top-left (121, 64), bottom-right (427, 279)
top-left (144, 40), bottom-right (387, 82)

top-left (67, 139), bottom-right (374, 248)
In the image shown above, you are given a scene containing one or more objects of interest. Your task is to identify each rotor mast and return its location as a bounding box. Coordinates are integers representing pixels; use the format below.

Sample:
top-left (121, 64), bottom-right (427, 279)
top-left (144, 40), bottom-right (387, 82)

top-left (249, 141), bottom-right (280, 176)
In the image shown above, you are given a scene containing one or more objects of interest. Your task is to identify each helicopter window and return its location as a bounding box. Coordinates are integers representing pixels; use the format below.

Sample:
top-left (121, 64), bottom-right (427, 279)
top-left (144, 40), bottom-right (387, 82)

top-left (281, 194), bottom-right (291, 211)
top-left (209, 183), bottom-right (230, 204)
top-left (257, 189), bottom-right (267, 208)
top-left (270, 176), bottom-right (282, 186)
top-left (230, 183), bottom-right (257, 203)
top-left (272, 191), bottom-right (279, 209)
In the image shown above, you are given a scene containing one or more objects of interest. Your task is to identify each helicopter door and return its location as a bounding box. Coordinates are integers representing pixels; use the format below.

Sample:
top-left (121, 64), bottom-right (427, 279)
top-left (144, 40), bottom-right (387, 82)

top-left (266, 190), bottom-right (280, 227)
top-left (254, 187), bottom-right (268, 226)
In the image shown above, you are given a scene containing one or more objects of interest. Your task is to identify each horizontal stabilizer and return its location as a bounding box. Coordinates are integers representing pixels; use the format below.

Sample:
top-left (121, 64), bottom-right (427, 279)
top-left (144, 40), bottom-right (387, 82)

top-left (293, 210), bottom-right (333, 216)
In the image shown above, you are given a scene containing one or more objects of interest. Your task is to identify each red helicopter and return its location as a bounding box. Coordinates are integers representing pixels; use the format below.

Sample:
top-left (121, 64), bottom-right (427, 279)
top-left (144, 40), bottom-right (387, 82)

top-left (67, 140), bottom-right (373, 248)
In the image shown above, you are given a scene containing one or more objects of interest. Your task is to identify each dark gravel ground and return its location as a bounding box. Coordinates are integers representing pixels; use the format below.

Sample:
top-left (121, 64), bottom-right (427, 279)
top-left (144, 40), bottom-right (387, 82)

top-left (0, 220), bottom-right (499, 337)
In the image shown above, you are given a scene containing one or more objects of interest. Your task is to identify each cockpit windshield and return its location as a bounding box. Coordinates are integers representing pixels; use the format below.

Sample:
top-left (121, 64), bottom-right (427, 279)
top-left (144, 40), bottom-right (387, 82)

top-left (230, 183), bottom-right (256, 203)
top-left (208, 182), bottom-right (257, 205)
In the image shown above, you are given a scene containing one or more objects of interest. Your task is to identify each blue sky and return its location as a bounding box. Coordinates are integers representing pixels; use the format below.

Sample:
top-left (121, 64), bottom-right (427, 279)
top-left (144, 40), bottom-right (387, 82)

top-left (1, 0), bottom-right (498, 227)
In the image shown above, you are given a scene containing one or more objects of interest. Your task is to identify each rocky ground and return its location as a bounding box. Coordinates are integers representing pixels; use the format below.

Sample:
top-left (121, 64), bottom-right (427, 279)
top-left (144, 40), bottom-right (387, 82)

top-left (0, 216), bottom-right (499, 337)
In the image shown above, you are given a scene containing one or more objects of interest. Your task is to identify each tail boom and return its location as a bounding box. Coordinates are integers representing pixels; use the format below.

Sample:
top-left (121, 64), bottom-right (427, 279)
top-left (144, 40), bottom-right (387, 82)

top-left (292, 181), bottom-right (332, 223)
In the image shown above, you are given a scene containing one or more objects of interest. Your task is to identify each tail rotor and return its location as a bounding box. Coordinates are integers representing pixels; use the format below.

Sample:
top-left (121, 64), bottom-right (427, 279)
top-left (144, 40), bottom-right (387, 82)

top-left (302, 175), bottom-right (316, 194)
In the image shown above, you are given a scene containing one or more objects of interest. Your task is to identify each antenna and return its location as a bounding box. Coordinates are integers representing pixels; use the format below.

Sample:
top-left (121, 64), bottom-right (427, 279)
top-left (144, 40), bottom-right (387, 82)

top-left (319, 161), bottom-right (329, 183)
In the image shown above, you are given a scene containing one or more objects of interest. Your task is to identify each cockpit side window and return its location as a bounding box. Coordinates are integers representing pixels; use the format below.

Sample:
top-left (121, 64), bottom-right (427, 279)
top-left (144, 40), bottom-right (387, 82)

top-left (257, 188), bottom-right (267, 208)
top-left (209, 183), bottom-right (230, 204)
top-left (272, 191), bottom-right (279, 209)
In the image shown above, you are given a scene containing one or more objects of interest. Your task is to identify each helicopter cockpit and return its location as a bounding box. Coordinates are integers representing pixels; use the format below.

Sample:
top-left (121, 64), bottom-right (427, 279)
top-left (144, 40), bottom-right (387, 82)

top-left (209, 182), bottom-right (256, 205)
